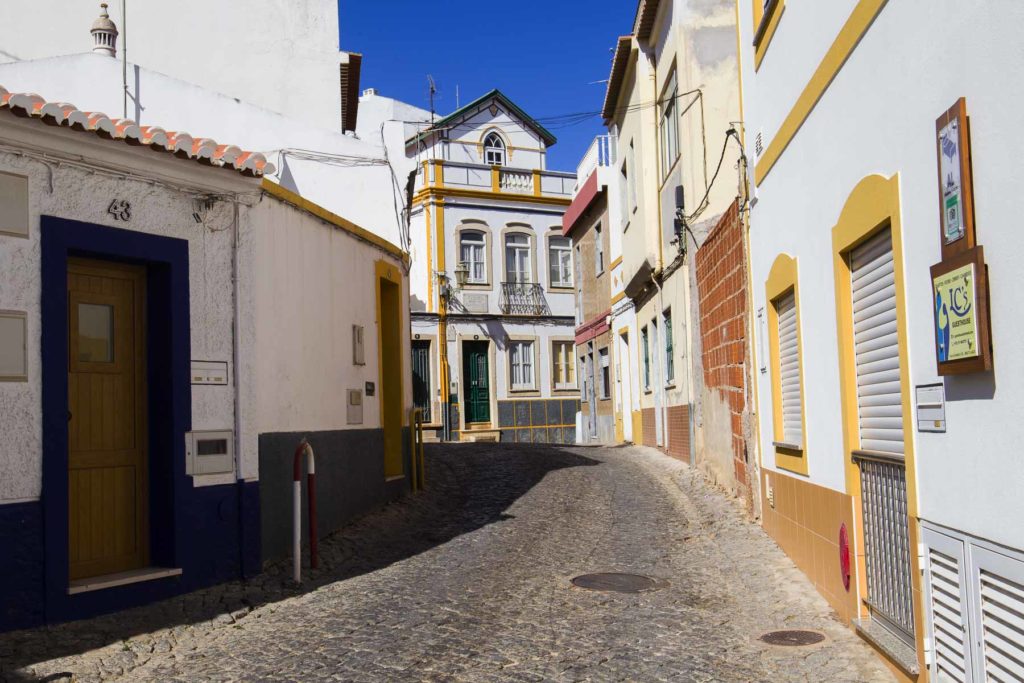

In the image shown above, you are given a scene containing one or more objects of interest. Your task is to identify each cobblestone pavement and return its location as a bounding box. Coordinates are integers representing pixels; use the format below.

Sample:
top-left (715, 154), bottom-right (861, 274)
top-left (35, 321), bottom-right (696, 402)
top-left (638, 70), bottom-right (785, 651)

top-left (1, 444), bottom-right (893, 682)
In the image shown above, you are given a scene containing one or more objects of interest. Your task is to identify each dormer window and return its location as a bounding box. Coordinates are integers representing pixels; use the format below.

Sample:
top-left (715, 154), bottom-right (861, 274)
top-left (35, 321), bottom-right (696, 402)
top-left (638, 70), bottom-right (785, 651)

top-left (484, 132), bottom-right (506, 166)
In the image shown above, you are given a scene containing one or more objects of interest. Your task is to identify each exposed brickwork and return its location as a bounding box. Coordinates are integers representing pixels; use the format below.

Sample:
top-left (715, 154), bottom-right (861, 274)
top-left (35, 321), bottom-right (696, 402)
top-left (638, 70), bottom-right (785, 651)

top-left (665, 404), bottom-right (690, 461)
top-left (695, 200), bottom-right (753, 509)
top-left (641, 407), bottom-right (657, 448)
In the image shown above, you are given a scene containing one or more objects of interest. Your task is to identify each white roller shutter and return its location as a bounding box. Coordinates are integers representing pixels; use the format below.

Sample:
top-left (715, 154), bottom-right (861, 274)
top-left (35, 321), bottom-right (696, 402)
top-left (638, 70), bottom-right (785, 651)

top-left (851, 228), bottom-right (903, 455)
top-left (776, 292), bottom-right (802, 445)
top-left (972, 546), bottom-right (1024, 682)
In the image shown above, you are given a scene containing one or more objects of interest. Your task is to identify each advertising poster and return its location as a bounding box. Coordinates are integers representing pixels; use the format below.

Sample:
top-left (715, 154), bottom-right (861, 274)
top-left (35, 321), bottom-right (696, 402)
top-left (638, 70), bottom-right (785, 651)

top-left (933, 263), bottom-right (978, 362)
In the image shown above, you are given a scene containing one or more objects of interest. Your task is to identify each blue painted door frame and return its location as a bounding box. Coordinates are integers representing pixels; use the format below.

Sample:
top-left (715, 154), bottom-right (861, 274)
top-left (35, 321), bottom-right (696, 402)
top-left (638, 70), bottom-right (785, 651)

top-left (40, 216), bottom-right (192, 623)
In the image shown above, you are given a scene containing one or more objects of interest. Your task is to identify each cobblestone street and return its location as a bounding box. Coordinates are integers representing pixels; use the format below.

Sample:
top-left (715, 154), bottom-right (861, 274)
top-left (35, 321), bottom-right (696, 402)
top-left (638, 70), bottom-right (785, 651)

top-left (1, 444), bottom-right (892, 682)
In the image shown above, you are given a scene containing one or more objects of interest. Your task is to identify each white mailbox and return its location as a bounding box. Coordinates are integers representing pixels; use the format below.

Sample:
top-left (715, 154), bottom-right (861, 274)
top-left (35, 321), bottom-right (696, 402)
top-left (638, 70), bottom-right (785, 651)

top-left (191, 360), bottom-right (229, 385)
top-left (186, 430), bottom-right (234, 475)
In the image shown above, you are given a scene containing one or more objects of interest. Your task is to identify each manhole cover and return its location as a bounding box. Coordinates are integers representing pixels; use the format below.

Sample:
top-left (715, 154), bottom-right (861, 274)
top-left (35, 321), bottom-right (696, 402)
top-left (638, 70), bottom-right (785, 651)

top-left (571, 573), bottom-right (661, 593)
top-left (758, 630), bottom-right (826, 647)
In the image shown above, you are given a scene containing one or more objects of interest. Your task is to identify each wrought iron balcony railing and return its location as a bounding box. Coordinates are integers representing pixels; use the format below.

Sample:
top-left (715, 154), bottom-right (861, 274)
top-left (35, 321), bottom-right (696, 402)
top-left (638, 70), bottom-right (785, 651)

top-left (500, 282), bottom-right (550, 316)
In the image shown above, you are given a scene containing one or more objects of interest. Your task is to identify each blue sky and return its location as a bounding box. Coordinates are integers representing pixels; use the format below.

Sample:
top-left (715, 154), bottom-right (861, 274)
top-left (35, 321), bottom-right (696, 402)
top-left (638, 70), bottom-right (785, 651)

top-left (339, 1), bottom-right (636, 171)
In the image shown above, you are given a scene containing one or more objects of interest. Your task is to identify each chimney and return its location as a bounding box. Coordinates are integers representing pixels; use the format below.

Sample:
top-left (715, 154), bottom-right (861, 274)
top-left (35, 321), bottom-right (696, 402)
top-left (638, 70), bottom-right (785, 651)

top-left (91, 3), bottom-right (119, 57)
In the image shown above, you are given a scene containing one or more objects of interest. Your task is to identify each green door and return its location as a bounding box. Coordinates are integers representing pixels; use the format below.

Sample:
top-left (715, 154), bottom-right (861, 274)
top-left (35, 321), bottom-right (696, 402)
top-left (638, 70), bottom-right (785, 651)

top-left (463, 341), bottom-right (490, 424)
top-left (411, 340), bottom-right (431, 422)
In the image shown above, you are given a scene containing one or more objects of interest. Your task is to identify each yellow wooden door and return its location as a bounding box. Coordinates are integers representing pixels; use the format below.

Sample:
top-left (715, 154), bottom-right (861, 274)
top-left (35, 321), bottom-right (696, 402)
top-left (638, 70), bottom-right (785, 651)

top-left (67, 258), bottom-right (148, 580)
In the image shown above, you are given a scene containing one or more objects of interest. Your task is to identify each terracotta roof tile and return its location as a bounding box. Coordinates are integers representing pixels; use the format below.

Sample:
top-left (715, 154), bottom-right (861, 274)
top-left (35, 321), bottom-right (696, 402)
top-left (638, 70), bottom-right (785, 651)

top-left (0, 83), bottom-right (274, 177)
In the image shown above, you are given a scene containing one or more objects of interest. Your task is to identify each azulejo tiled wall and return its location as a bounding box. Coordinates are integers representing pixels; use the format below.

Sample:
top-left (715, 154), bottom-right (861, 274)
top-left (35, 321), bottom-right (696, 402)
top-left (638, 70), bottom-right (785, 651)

top-left (497, 398), bottom-right (579, 444)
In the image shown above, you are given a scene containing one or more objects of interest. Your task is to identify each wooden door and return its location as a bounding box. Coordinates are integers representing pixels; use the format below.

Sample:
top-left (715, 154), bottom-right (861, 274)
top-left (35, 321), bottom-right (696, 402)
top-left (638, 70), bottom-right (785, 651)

top-left (462, 341), bottom-right (490, 424)
top-left (67, 258), bottom-right (148, 580)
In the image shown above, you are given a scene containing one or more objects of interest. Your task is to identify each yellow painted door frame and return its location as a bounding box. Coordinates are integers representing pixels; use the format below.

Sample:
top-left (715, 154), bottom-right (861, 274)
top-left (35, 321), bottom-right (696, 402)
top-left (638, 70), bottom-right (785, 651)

top-left (376, 260), bottom-right (404, 478)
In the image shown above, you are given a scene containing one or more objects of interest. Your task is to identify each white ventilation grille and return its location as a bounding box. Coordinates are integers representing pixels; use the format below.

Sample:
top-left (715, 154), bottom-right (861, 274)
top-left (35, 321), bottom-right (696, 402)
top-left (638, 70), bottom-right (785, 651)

top-left (754, 131), bottom-right (764, 158)
top-left (928, 545), bottom-right (971, 682)
top-left (776, 291), bottom-right (801, 444)
top-left (850, 228), bottom-right (903, 455)
top-left (978, 566), bottom-right (1024, 681)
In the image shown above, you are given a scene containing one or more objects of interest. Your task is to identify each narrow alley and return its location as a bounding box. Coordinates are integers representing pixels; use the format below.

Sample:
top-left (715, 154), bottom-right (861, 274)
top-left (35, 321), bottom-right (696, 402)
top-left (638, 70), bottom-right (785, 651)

top-left (2, 445), bottom-right (891, 682)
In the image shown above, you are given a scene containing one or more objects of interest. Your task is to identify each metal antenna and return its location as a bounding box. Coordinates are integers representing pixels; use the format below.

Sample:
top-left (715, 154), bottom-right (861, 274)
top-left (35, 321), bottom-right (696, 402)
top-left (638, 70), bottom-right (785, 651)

top-left (427, 75), bottom-right (437, 124)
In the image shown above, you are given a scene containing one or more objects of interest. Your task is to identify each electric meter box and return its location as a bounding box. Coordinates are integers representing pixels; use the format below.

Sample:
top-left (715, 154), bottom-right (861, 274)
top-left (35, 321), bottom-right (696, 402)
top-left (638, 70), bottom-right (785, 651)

top-left (185, 430), bottom-right (234, 475)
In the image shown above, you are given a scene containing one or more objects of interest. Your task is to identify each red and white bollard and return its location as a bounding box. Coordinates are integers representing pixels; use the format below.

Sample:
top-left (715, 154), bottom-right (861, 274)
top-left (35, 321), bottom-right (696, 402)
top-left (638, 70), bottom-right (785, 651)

top-left (292, 438), bottom-right (317, 583)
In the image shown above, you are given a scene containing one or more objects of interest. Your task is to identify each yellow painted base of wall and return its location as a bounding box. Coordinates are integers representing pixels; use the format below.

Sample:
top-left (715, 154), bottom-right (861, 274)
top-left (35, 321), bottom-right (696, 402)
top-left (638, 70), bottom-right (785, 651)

top-left (631, 410), bottom-right (643, 445)
top-left (761, 470), bottom-right (859, 624)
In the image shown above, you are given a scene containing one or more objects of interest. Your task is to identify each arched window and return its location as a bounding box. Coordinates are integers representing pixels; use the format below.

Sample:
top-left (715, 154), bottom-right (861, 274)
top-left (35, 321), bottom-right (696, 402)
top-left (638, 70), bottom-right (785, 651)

top-left (483, 132), bottom-right (506, 166)
top-left (459, 230), bottom-right (487, 284)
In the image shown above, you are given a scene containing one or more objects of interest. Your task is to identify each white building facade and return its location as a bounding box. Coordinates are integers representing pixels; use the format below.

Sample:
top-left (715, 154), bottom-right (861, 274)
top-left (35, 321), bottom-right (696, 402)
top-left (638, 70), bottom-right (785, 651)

top-left (739, 1), bottom-right (1024, 679)
top-left (406, 90), bottom-right (580, 443)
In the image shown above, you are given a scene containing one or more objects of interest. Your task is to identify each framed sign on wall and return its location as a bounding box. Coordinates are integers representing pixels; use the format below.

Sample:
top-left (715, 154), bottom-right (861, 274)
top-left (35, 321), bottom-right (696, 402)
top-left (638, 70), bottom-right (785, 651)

top-left (930, 246), bottom-right (991, 375)
top-left (935, 98), bottom-right (976, 259)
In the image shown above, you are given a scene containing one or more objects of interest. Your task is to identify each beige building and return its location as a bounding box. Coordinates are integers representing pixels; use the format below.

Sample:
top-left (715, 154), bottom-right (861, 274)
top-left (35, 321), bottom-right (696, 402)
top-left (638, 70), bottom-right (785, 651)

top-left (600, 0), bottom-right (744, 469)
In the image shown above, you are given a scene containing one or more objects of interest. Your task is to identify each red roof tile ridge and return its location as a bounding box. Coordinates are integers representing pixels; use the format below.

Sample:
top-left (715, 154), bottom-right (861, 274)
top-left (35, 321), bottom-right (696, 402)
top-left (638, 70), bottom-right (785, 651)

top-left (0, 83), bottom-right (275, 178)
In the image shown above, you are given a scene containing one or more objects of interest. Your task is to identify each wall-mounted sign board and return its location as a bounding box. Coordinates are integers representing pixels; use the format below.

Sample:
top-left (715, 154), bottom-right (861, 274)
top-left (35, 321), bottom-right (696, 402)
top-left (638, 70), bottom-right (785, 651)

top-left (930, 246), bottom-right (991, 375)
top-left (935, 98), bottom-right (976, 259)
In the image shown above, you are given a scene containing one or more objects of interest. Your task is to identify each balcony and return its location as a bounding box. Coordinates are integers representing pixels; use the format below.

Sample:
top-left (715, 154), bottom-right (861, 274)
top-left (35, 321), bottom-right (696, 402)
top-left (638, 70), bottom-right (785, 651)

top-left (574, 135), bottom-right (615, 191)
top-left (417, 160), bottom-right (575, 199)
top-left (500, 282), bottom-right (550, 316)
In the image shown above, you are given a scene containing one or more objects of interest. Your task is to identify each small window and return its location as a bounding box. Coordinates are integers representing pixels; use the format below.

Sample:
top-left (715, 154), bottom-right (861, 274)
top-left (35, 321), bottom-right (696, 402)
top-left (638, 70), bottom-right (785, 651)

top-left (775, 291), bottom-right (802, 446)
top-left (552, 340), bottom-right (576, 389)
top-left (659, 71), bottom-right (680, 179)
top-left (627, 141), bottom-right (637, 214)
top-left (641, 325), bottom-right (651, 391)
top-left (505, 233), bottom-right (531, 284)
top-left (663, 309), bottom-right (674, 383)
top-left (548, 236), bottom-right (572, 288)
top-left (78, 303), bottom-right (114, 363)
top-left (619, 157), bottom-right (630, 229)
top-left (460, 230), bottom-right (487, 284)
top-left (594, 224), bottom-right (604, 274)
top-left (509, 340), bottom-right (535, 390)
top-left (484, 132), bottom-right (506, 166)
top-left (598, 347), bottom-right (610, 400)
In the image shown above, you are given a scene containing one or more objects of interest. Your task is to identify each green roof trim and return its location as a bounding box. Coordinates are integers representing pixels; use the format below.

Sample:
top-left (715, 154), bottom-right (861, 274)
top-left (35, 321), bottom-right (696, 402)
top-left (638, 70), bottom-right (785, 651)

top-left (407, 89), bottom-right (557, 148)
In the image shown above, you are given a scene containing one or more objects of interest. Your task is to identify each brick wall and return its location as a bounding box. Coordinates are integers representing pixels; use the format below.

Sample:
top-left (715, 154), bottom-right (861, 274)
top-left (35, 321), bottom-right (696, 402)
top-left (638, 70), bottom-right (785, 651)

top-left (695, 199), bottom-right (753, 508)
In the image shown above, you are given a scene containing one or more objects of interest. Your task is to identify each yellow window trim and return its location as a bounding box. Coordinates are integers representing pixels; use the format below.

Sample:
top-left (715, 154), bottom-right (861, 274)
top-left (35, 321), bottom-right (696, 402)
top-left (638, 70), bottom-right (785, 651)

top-left (765, 253), bottom-right (807, 476)
top-left (754, 0), bottom-right (889, 185)
top-left (831, 174), bottom-right (926, 654)
top-left (752, 0), bottom-right (786, 71)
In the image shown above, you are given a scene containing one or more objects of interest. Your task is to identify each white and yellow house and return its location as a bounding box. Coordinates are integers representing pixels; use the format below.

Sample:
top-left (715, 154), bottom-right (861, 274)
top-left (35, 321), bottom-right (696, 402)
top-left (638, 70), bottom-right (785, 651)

top-left (739, 1), bottom-right (1024, 679)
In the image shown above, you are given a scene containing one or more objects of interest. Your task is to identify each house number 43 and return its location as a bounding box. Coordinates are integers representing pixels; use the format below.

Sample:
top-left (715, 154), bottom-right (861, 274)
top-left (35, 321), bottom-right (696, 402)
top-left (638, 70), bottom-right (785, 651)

top-left (108, 199), bottom-right (132, 222)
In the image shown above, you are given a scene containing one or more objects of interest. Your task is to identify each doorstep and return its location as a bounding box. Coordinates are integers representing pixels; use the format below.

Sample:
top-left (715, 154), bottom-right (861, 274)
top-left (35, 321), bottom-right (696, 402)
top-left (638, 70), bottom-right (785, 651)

top-left (853, 617), bottom-right (919, 675)
top-left (68, 566), bottom-right (183, 595)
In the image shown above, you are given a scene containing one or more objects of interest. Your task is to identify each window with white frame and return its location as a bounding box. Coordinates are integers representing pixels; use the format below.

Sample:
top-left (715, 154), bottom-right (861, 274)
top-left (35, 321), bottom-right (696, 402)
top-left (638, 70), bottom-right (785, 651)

top-left (549, 236), bottom-right (572, 288)
top-left (659, 71), bottom-right (680, 178)
top-left (505, 233), bottom-right (531, 284)
top-left (594, 224), bottom-right (604, 274)
top-left (459, 230), bottom-right (486, 284)
top-left (663, 308), bottom-right (674, 383)
top-left (509, 340), bottom-right (535, 390)
top-left (641, 325), bottom-right (651, 390)
top-left (484, 132), bottom-right (506, 166)
top-left (598, 347), bottom-right (610, 399)
top-left (552, 341), bottom-right (576, 389)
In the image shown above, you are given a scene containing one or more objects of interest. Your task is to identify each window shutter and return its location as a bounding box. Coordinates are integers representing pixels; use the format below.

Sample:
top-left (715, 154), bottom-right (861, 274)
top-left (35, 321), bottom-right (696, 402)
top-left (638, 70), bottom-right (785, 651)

top-left (972, 546), bottom-right (1024, 681)
top-left (851, 228), bottom-right (903, 455)
top-left (776, 291), bottom-right (801, 445)
top-left (923, 527), bottom-right (973, 683)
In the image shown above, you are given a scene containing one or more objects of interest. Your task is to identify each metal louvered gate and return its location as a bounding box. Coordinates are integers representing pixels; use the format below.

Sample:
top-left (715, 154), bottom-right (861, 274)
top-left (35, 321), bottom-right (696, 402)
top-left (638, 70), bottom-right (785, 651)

top-left (850, 228), bottom-right (915, 647)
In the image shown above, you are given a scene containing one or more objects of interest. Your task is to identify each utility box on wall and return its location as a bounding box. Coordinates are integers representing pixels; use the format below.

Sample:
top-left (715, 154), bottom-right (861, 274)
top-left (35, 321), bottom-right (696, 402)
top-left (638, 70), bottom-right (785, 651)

top-left (185, 430), bottom-right (234, 475)
top-left (347, 389), bottom-right (363, 425)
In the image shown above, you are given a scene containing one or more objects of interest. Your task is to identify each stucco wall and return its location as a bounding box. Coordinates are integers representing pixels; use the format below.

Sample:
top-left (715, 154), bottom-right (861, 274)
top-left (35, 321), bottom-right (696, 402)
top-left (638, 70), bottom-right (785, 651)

top-left (741, 1), bottom-right (1024, 550)
top-left (0, 126), bottom-right (251, 501)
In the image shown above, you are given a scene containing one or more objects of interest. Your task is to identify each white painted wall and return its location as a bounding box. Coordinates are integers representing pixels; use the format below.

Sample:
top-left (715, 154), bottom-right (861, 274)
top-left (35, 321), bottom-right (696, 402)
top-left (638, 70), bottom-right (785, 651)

top-left (0, 0), bottom-right (343, 130)
top-left (0, 54), bottom-right (406, 249)
top-left (0, 115), bottom-right (258, 500)
top-left (740, 1), bottom-right (1024, 550)
top-left (250, 197), bottom-right (411, 434)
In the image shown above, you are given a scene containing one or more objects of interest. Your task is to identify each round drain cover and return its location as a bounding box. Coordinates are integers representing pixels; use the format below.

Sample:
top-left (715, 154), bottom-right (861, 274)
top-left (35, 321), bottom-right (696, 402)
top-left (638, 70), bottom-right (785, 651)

top-left (571, 572), bottom-right (660, 593)
top-left (758, 630), bottom-right (826, 647)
